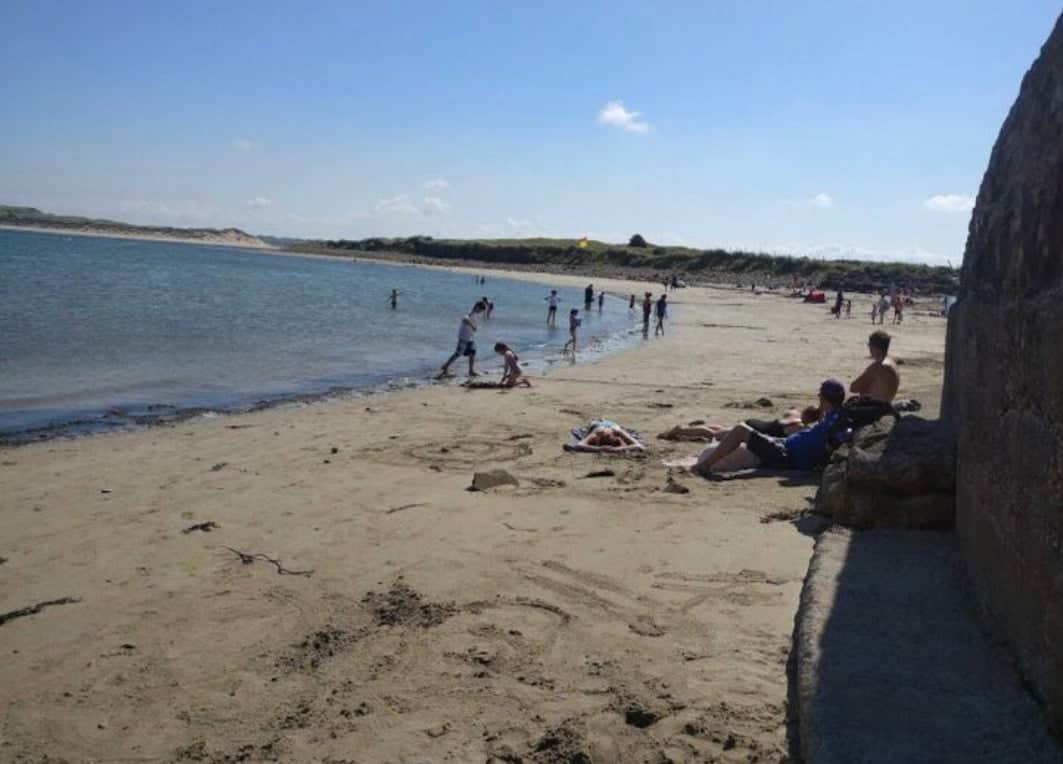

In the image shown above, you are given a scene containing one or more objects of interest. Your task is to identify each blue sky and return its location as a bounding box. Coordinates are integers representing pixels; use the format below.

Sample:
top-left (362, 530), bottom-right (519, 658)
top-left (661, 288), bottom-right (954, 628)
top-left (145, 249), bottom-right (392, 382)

top-left (2, 1), bottom-right (1060, 264)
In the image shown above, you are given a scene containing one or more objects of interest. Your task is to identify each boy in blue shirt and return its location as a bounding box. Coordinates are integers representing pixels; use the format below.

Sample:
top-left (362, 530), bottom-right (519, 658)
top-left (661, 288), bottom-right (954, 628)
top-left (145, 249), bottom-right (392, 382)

top-left (693, 379), bottom-right (845, 475)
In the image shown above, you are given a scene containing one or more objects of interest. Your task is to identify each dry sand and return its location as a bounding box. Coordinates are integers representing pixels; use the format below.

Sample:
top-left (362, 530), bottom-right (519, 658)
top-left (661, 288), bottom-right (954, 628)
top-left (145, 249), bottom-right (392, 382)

top-left (0, 277), bottom-right (946, 763)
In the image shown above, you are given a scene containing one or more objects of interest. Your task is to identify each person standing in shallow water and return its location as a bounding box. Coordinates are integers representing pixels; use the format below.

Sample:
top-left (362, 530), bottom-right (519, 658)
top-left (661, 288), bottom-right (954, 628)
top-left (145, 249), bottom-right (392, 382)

top-left (629, 294), bottom-right (636, 311)
top-left (563, 308), bottom-right (582, 354)
top-left (438, 301), bottom-right (486, 378)
top-left (654, 294), bottom-right (668, 336)
top-left (597, 292), bottom-right (604, 312)
top-left (642, 292), bottom-right (653, 337)
top-left (388, 289), bottom-right (400, 309)
top-left (545, 289), bottom-right (561, 325)
top-left (584, 284), bottom-right (594, 308)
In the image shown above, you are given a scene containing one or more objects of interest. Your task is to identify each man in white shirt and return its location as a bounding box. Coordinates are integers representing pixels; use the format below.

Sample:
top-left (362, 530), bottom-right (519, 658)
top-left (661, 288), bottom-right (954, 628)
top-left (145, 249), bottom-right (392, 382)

top-left (438, 302), bottom-right (486, 378)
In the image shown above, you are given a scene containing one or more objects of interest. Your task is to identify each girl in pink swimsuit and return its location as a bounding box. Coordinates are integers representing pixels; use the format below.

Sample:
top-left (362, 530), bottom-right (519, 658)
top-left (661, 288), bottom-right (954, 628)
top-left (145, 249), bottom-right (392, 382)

top-left (494, 343), bottom-right (531, 387)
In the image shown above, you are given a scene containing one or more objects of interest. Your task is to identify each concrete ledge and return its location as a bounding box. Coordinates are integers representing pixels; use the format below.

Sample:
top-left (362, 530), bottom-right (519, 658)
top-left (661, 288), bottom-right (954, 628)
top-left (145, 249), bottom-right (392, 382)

top-left (794, 528), bottom-right (1062, 763)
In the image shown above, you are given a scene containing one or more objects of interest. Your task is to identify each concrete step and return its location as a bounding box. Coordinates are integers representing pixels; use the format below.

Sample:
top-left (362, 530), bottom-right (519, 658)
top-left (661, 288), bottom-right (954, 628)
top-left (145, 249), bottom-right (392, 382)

top-left (794, 528), bottom-right (1062, 763)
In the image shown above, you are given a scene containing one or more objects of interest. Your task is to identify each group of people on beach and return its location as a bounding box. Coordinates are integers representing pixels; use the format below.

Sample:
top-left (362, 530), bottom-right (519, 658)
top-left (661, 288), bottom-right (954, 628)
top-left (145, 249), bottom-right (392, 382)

top-left (430, 280), bottom-right (674, 388)
top-left (575, 328), bottom-right (902, 477)
top-left (668, 329), bottom-right (901, 475)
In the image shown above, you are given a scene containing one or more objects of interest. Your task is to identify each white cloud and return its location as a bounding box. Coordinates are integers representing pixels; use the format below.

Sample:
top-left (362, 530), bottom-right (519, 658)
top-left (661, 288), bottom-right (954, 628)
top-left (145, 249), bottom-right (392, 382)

top-left (246, 197), bottom-right (272, 209)
top-left (421, 196), bottom-right (450, 215)
top-left (597, 100), bottom-right (651, 134)
top-left (507, 217), bottom-right (534, 229)
top-left (811, 193), bottom-right (834, 209)
top-left (373, 194), bottom-right (420, 215)
top-left (924, 194), bottom-right (975, 213)
top-left (422, 178), bottom-right (449, 192)
top-left (231, 139), bottom-right (257, 152)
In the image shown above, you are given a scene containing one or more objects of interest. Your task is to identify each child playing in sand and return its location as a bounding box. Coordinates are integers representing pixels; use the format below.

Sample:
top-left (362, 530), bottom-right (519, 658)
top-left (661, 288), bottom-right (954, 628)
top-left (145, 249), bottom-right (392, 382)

top-left (564, 308), bottom-right (581, 353)
top-left (495, 343), bottom-right (531, 387)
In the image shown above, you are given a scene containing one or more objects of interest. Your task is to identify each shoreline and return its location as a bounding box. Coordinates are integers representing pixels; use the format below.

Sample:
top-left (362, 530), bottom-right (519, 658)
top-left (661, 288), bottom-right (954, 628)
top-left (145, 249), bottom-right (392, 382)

top-left (0, 256), bottom-right (655, 447)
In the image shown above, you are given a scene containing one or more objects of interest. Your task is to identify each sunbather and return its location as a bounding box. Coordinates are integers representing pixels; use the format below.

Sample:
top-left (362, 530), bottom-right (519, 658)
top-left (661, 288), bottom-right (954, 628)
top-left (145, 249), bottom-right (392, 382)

top-left (690, 380), bottom-right (844, 475)
top-left (659, 406), bottom-right (818, 442)
top-left (566, 420), bottom-right (646, 452)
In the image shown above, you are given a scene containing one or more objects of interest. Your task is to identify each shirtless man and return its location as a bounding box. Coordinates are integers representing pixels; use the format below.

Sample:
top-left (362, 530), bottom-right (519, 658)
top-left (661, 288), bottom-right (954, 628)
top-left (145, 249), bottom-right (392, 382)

top-left (850, 330), bottom-right (900, 402)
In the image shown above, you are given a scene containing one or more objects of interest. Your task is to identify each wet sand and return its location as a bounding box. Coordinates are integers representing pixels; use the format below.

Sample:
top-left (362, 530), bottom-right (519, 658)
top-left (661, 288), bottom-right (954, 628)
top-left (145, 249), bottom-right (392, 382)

top-left (0, 277), bottom-right (946, 763)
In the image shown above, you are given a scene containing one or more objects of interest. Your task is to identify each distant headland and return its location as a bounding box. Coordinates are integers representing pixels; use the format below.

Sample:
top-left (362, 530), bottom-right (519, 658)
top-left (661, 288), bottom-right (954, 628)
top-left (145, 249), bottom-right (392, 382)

top-left (0, 205), bottom-right (270, 249)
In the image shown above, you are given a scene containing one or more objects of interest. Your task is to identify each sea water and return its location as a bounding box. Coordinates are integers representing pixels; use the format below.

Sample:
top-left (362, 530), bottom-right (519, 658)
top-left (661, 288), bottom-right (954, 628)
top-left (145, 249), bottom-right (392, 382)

top-left (0, 229), bottom-right (642, 442)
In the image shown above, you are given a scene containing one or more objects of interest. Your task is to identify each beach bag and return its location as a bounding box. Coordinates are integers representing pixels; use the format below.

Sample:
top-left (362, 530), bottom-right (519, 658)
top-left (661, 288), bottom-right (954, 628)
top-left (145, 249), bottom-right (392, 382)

top-left (825, 397), bottom-right (899, 452)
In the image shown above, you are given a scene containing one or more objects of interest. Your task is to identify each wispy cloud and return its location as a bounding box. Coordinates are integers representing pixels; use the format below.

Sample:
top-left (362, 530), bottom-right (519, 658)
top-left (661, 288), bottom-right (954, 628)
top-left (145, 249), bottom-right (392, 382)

top-left (373, 193), bottom-right (451, 216)
top-left (811, 192), bottom-right (834, 209)
top-left (421, 196), bottom-right (449, 215)
top-left (374, 194), bottom-right (420, 215)
top-left (230, 138), bottom-right (259, 152)
top-left (422, 178), bottom-right (449, 192)
top-left (246, 197), bottom-right (272, 209)
top-left (923, 194), bottom-right (974, 213)
top-left (597, 100), bottom-right (651, 134)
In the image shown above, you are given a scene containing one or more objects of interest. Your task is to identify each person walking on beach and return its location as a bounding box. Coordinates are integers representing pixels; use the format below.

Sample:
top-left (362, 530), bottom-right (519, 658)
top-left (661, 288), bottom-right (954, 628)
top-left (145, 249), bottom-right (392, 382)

top-left (892, 293), bottom-right (903, 324)
top-left (876, 293), bottom-right (890, 325)
top-left (545, 290), bottom-right (561, 325)
top-left (834, 290), bottom-right (844, 318)
top-left (387, 289), bottom-right (401, 309)
top-left (642, 292), bottom-right (653, 337)
top-left (654, 294), bottom-right (668, 336)
top-left (438, 301), bottom-right (486, 378)
top-left (584, 284), bottom-right (594, 308)
top-left (564, 308), bottom-right (582, 354)
top-left (846, 299), bottom-right (852, 318)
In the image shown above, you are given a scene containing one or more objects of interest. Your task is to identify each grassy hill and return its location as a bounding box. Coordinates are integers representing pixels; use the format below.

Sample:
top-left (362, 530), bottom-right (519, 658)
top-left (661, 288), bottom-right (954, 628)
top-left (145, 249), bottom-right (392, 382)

top-left (296, 236), bottom-right (959, 294)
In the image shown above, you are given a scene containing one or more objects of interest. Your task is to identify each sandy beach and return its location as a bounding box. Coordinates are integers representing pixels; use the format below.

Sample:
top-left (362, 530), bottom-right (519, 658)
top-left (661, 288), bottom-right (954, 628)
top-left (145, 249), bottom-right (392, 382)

top-left (0, 275), bottom-right (947, 763)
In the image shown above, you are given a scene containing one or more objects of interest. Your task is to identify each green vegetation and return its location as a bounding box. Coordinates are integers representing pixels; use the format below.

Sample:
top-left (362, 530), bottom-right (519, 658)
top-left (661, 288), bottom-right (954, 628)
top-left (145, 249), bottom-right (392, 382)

top-left (297, 235), bottom-right (959, 293)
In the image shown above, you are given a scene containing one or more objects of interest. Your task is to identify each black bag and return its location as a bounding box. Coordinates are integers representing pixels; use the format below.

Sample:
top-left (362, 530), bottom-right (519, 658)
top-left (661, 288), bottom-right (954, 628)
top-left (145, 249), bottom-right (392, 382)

top-left (826, 396), bottom-right (899, 452)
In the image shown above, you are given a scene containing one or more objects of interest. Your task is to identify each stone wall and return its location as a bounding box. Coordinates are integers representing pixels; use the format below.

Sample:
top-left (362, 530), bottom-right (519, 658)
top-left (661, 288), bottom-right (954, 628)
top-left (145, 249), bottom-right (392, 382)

top-left (942, 12), bottom-right (1063, 731)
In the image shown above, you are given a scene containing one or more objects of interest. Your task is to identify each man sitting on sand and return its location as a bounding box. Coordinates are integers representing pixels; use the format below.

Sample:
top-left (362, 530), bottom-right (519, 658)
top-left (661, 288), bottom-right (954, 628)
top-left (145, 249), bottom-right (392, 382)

top-left (438, 301), bottom-right (486, 378)
top-left (849, 330), bottom-right (900, 402)
top-left (659, 406), bottom-right (819, 442)
top-left (690, 380), bottom-right (845, 475)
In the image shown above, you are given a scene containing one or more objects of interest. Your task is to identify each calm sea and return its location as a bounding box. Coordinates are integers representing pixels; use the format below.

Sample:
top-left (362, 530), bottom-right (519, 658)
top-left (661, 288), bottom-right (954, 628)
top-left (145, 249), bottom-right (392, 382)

top-left (0, 229), bottom-right (641, 443)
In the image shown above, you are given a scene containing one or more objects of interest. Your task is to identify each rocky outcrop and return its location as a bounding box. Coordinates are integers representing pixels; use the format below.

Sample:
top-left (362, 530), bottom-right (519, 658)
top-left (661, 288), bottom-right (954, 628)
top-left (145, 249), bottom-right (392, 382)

top-left (942, 12), bottom-right (1063, 731)
top-left (814, 417), bottom-right (956, 530)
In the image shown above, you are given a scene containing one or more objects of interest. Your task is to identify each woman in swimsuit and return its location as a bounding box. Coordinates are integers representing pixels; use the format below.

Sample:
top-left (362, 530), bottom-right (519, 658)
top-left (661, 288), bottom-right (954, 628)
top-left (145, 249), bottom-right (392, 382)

top-left (574, 420), bottom-right (644, 451)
